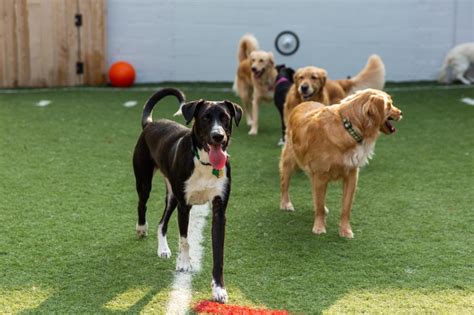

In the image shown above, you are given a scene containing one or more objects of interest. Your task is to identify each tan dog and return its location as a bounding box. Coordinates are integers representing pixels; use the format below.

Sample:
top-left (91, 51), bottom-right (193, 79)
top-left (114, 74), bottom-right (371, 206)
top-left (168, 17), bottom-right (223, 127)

top-left (283, 55), bottom-right (385, 125)
top-left (233, 34), bottom-right (278, 135)
top-left (279, 89), bottom-right (402, 238)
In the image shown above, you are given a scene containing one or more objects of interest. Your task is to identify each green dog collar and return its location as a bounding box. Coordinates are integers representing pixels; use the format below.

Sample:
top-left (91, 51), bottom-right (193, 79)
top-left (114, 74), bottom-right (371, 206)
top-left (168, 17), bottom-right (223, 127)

top-left (341, 116), bottom-right (363, 144)
top-left (193, 148), bottom-right (224, 178)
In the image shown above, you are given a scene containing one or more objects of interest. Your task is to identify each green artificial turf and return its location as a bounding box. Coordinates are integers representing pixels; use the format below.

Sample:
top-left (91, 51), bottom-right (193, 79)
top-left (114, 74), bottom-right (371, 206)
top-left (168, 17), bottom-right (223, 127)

top-left (0, 83), bottom-right (473, 314)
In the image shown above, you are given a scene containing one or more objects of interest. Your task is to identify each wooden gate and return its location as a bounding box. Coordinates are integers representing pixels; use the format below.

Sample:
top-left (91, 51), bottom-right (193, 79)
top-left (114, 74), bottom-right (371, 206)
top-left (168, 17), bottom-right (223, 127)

top-left (0, 0), bottom-right (106, 88)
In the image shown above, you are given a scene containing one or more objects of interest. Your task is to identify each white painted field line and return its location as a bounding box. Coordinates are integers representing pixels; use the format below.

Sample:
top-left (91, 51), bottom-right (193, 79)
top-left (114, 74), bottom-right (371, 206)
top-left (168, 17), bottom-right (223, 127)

top-left (461, 97), bottom-right (474, 106)
top-left (36, 100), bottom-right (51, 107)
top-left (123, 100), bottom-right (138, 108)
top-left (166, 204), bottom-right (209, 315)
top-left (167, 273), bottom-right (193, 315)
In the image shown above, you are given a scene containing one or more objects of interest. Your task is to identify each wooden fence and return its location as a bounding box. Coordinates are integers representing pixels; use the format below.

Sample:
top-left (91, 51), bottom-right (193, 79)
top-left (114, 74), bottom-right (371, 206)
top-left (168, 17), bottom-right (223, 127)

top-left (0, 0), bottom-right (106, 88)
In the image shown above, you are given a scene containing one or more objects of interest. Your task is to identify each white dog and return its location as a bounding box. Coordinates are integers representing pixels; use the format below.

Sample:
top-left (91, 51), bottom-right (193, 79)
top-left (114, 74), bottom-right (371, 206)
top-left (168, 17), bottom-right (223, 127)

top-left (439, 43), bottom-right (474, 85)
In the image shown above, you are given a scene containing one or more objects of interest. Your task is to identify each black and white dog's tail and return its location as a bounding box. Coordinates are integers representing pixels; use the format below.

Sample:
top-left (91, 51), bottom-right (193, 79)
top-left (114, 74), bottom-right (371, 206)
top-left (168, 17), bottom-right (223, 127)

top-left (141, 88), bottom-right (186, 129)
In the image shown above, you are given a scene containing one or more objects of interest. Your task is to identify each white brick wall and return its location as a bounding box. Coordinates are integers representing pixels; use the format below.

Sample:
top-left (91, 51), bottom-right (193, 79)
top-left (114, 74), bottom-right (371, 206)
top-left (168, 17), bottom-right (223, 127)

top-left (107, 0), bottom-right (474, 82)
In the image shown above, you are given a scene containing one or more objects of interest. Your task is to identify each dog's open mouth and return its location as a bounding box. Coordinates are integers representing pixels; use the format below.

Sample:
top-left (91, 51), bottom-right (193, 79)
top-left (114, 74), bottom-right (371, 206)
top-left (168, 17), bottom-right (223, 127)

top-left (208, 144), bottom-right (227, 170)
top-left (385, 117), bottom-right (397, 133)
top-left (301, 91), bottom-right (315, 100)
top-left (253, 68), bottom-right (265, 79)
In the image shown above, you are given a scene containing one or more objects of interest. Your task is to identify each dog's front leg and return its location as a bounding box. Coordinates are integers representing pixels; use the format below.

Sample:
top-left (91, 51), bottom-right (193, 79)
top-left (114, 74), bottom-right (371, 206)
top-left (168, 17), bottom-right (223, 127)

top-left (210, 196), bottom-right (228, 303)
top-left (466, 74), bottom-right (474, 83)
top-left (456, 73), bottom-right (472, 85)
top-left (248, 94), bottom-right (260, 135)
top-left (340, 168), bottom-right (358, 238)
top-left (176, 203), bottom-right (192, 271)
top-left (279, 143), bottom-right (296, 211)
top-left (311, 174), bottom-right (329, 235)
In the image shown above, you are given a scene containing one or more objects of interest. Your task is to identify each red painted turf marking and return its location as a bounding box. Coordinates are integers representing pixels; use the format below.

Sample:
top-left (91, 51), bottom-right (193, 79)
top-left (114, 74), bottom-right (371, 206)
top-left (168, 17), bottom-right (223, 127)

top-left (194, 300), bottom-right (290, 315)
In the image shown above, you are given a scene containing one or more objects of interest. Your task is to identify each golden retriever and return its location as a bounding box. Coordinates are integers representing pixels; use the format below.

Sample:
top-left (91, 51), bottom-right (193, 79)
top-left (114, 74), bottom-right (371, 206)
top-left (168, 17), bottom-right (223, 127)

top-left (233, 34), bottom-right (277, 135)
top-left (438, 42), bottom-right (474, 84)
top-left (279, 89), bottom-right (402, 238)
top-left (283, 55), bottom-right (385, 126)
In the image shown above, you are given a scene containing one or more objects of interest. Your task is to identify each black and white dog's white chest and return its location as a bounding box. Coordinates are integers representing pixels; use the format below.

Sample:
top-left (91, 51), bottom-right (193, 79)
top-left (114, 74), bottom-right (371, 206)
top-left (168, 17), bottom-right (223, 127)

top-left (184, 149), bottom-right (228, 205)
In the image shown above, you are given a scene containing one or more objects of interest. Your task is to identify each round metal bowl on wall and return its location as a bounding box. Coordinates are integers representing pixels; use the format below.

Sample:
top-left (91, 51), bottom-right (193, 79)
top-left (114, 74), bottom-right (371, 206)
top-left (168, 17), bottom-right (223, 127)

top-left (275, 31), bottom-right (300, 56)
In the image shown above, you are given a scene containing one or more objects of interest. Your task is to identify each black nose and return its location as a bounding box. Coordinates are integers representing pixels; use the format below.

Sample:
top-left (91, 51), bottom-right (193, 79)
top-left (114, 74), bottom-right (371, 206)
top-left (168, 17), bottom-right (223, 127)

top-left (301, 84), bottom-right (309, 92)
top-left (211, 133), bottom-right (224, 143)
top-left (251, 67), bottom-right (257, 72)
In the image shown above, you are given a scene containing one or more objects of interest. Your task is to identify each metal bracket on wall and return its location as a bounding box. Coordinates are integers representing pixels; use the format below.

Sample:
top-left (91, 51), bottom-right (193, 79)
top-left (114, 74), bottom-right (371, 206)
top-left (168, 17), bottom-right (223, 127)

top-left (75, 11), bottom-right (83, 75)
top-left (75, 14), bottom-right (82, 27)
top-left (76, 62), bottom-right (84, 74)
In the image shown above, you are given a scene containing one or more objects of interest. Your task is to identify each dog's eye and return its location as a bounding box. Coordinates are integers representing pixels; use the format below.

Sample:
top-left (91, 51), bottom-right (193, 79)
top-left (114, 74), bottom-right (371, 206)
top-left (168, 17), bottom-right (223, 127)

top-left (203, 114), bottom-right (212, 122)
top-left (221, 115), bottom-right (229, 125)
top-left (251, 58), bottom-right (255, 62)
top-left (299, 76), bottom-right (304, 80)
top-left (259, 59), bottom-right (264, 63)
top-left (311, 75), bottom-right (318, 80)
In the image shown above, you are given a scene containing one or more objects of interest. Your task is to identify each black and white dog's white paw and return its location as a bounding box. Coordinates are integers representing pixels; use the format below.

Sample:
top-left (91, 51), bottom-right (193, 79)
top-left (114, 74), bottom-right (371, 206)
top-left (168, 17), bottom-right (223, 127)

top-left (175, 237), bottom-right (192, 271)
top-left (157, 247), bottom-right (171, 259)
top-left (176, 252), bottom-right (192, 272)
top-left (211, 279), bottom-right (228, 303)
top-left (157, 239), bottom-right (172, 259)
top-left (136, 222), bottom-right (148, 237)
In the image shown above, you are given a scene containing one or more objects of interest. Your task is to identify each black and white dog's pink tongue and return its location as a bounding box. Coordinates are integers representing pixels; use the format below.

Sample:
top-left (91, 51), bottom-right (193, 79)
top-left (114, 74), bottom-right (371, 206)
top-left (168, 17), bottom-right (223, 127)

top-left (209, 145), bottom-right (227, 170)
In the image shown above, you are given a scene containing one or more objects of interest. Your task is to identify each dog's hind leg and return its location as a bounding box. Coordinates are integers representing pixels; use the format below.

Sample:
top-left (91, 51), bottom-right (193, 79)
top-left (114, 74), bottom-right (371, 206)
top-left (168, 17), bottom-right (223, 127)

top-left (175, 203), bottom-right (192, 271)
top-left (157, 178), bottom-right (178, 259)
top-left (279, 143), bottom-right (297, 211)
top-left (133, 143), bottom-right (154, 238)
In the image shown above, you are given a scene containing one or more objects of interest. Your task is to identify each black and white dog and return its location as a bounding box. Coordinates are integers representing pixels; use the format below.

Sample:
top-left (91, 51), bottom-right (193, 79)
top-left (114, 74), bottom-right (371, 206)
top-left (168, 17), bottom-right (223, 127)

top-left (132, 88), bottom-right (242, 303)
top-left (274, 64), bottom-right (295, 145)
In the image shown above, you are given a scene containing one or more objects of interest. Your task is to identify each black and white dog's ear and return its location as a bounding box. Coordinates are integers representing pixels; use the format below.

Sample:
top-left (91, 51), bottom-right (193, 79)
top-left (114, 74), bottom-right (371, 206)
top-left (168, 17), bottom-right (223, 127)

top-left (224, 100), bottom-right (243, 127)
top-left (181, 99), bottom-right (205, 125)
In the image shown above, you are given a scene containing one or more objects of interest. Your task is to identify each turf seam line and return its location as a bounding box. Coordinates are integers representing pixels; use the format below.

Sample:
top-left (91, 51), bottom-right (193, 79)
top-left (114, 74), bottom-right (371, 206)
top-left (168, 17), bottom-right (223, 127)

top-left (165, 204), bottom-right (209, 315)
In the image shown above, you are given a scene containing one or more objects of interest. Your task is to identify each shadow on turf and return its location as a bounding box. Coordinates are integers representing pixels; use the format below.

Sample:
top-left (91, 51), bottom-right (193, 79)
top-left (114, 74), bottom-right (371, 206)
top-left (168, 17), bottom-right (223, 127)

top-left (11, 183), bottom-right (472, 314)
top-left (13, 236), bottom-right (176, 314)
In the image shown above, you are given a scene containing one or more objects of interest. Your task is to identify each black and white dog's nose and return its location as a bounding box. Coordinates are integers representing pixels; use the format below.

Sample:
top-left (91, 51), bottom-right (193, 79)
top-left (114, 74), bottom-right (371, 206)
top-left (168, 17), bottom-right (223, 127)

top-left (301, 84), bottom-right (309, 92)
top-left (211, 133), bottom-right (224, 143)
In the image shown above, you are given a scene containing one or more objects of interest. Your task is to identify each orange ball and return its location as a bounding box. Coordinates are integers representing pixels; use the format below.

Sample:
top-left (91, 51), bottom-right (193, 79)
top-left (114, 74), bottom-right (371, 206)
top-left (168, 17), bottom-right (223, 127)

top-left (108, 61), bottom-right (136, 87)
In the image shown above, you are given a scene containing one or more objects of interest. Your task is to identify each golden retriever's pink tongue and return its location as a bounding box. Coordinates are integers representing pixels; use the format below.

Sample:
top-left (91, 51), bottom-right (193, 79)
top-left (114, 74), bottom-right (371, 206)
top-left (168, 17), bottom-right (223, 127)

top-left (209, 145), bottom-right (226, 170)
